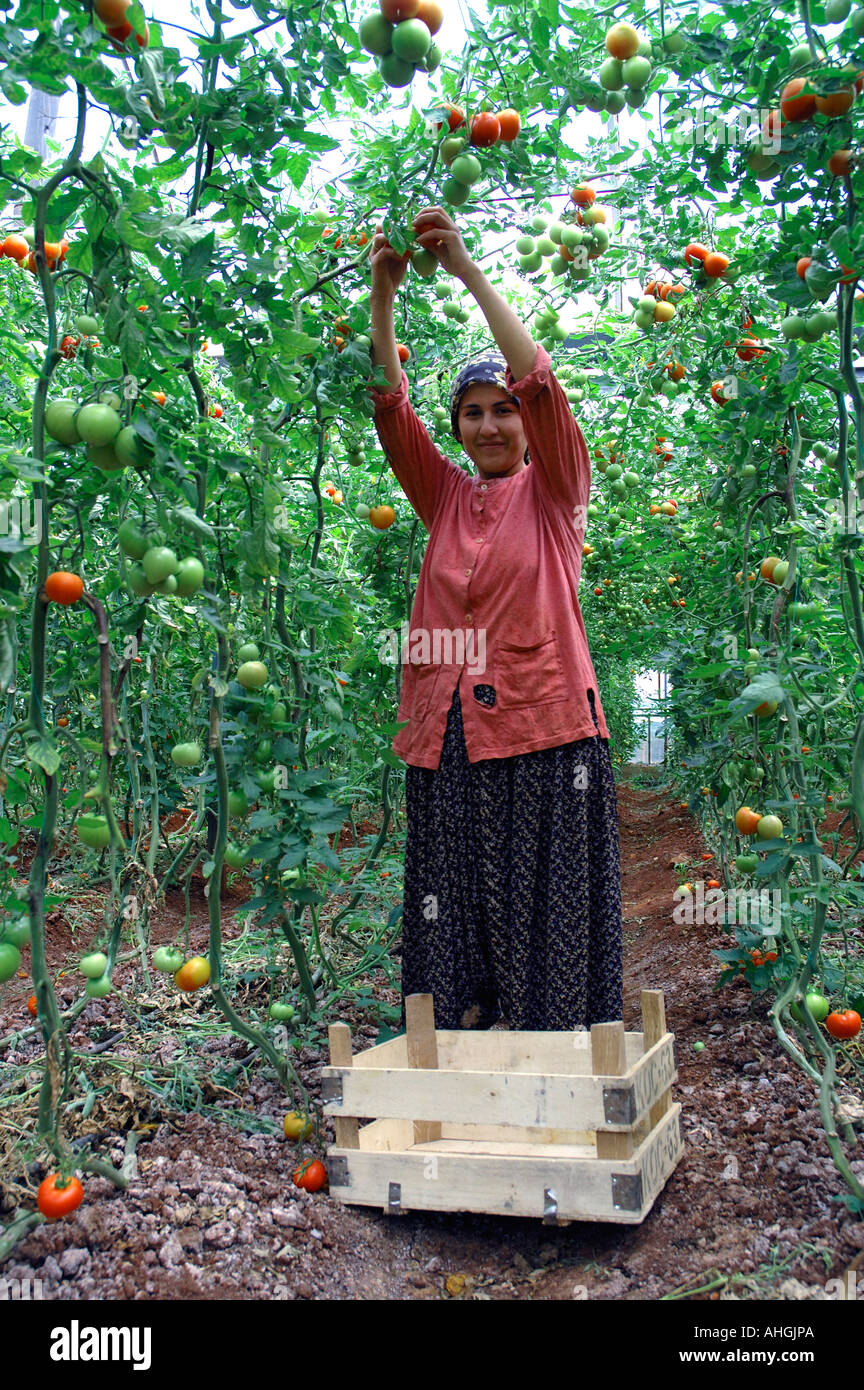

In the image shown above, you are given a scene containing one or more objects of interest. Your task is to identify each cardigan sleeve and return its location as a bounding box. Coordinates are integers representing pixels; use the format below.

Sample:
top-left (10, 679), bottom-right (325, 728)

top-left (505, 343), bottom-right (592, 527)
top-left (370, 371), bottom-right (457, 533)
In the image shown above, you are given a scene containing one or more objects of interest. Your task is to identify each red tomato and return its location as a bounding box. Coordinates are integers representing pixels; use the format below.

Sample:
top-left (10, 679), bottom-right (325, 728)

top-left (37, 1173), bottom-right (84, 1219)
top-left (470, 112), bottom-right (500, 147)
top-left (27, 994), bottom-right (37, 1017)
top-left (825, 1010), bottom-right (861, 1040)
top-left (293, 1158), bottom-right (328, 1192)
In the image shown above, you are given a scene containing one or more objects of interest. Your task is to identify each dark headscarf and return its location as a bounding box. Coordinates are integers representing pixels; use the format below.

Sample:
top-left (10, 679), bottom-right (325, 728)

top-left (449, 349), bottom-right (520, 441)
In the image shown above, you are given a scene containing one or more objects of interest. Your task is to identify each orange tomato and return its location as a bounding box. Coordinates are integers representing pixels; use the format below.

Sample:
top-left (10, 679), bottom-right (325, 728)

top-left (1, 233), bottom-right (28, 259)
top-left (415, 0), bottom-right (443, 33)
top-left (44, 571), bottom-right (84, 605)
top-left (702, 251), bottom-right (730, 277)
top-left (828, 149), bottom-right (853, 177)
top-left (735, 806), bottom-right (761, 835)
top-left (683, 242), bottom-right (709, 266)
top-left (496, 109), bottom-right (521, 141)
top-left (369, 505), bottom-right (396, 529)
top-left (27, 994), bottom-right (37, 1017)
top-left (780, 77), bottom-right (817, 122)
top-left (570, 184), bottom-right (596, 206)
top-left (174, 956), bottom-right (211, 992)
top-left (396, 343), bottom-right (410, 363)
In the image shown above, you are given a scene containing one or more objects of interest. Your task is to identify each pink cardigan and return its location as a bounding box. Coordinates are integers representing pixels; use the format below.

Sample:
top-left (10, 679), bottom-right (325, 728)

top-left (370, 342), bottom-right (610, 770)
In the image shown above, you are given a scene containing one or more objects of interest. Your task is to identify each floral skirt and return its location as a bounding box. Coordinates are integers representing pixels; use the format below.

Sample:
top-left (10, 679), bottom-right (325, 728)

top-left (397, 685), bottom-right (623, 1032)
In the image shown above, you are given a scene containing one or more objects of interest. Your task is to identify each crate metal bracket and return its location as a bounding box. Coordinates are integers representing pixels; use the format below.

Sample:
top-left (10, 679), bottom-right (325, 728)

top-left (611, 1172), bottom-right (643, 1212)
top-left (321, 1072), bottom-right (343, 1104)
top-left (327, 1155), bottom-right (350, 1188)
top-left (542, 1188), bottom-right (559, 1225)
top-left (388, 1181), bottom-right (404, 1216)
top-left (602, 1084), bottom-right (636, 1126)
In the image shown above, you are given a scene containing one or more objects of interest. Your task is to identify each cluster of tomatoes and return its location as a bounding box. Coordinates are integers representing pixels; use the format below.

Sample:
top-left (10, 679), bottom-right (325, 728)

top-left (435, 102), bottom-right (521, 209)
top-left (1, 232), bottom-right (69, 273)
top-left (761, 65), bottom-right (863, 178)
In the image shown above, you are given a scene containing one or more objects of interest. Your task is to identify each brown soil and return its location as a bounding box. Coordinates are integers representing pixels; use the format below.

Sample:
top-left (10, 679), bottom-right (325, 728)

top-left (1, 780), bottom-right (863, 1301)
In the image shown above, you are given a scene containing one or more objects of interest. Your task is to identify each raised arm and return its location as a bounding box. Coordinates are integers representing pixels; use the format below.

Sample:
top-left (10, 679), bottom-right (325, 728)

top-left (413, 206), bottom-right (537, 379)
top-left (369, 225), bottom-right (411, 390)
top-left (367, 224), bottom-right (455, 531)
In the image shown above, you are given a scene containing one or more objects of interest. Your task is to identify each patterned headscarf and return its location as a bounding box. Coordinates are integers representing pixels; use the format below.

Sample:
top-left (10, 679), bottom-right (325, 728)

top-left (449, 349), bottom-right (520, 441)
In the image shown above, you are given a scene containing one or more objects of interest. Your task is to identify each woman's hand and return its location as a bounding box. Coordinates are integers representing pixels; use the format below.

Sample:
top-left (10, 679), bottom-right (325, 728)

top-left (370, 226), bottom-right (412, 302)
top-left (412, 206), bottom-right (475, 282)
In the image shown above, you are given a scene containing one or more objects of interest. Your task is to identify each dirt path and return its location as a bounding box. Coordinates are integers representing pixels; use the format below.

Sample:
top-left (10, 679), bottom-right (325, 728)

top-left (2, 783), bottom-right (863, 1300)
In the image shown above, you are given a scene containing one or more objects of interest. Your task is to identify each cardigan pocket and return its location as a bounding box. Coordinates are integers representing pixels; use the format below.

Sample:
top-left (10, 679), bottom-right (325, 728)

top-left (492, 631), bottom-right (568, 709)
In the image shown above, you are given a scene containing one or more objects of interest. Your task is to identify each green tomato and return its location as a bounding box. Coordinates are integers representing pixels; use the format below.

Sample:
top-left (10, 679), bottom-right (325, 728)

top-left (114, 426), bottom-right (140, 467)
top-left (76, 814), bottom-right (111, 850)
top-left (756, 814), bottom-right (784, 840)
top-left (270, 1001), bottom-right (295, 1021)
top-left (174, 557), bottom-right (205, 596)
top-left (270, 700), bottom-right (288, 724)
top-left (74, 314), bottom-right (100, 336)
top-left (80, 952), bottom-right (108, 979)
top-left (599, 57), bottom-right (624, 90)
top-left (0, 942), bottom-right (21, 982)
top-left (228, 789), bottom-right (249, 818)
top-left (127, 563), bottom-right (156, 598)
top-left (390, 17), bottom-right (430, 63)
top-left (358, 11), bottom-right (393, 54)
top-left (88, 443), bottom-right (124, 472)
top-left (412, 248), bottom-right (437, 278)
top-left (85, 975), bottom-right (112, 999)
top-left (45, 399), bottom-right (82, 446)
top-left (155, 573), bottom-right (178, 595)
top-left (692, 1041), bottom-right (705, 1053)
top-left (118, 519), bottom-right (149, 559)
top-left (377, 52), bottom-right (414, 87)
top-left (237, 660), bottom-right (268, 690)
top-left (152, 946), bottom-right (185, 973)
top-left (257, 768), bottom-right (278, 793)
top-left (224, 843), bottom-right (249, 870)
top-left (171, 741), bottom-right (202, 767)
top-left (3, 917), bottom-right (31, 947)
top-left (449, 153), bottom-right (482, 186)
top-left (255, 738), bottom-right (273, 762)
top-left (76, 403), bottom-right (122, 447)
top-left (142, 546), bottom-right (178, 583)
top-left (236, 642), bottom-right (260, 662)
top-left (442, 177), bottom-right (471, 207)
top-left (791, 991), bottom-right (831, 1023)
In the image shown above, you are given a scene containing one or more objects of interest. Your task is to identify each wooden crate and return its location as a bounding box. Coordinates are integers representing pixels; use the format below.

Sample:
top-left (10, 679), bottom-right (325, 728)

top-left (322, 989), bottom-right (683, 1225)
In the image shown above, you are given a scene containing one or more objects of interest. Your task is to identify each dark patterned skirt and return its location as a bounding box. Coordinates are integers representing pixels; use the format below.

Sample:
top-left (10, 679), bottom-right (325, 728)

top-left (397, 685), bottom-right (623, 1032)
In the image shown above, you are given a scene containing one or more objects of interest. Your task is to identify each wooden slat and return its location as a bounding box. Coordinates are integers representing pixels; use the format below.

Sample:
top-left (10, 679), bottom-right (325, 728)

top-left (405, 993), bottom-right (441, 1144)
top-left (327, 1022), bottom-right (359, 1149)
top-left (642, 990), bottom-right (672, 1129)
top-left (591, 1020), bottom-right (633, 1160)
top-left (320, 1035), bottom-right (677, 1131)
top-left (327, 1103), bottom-right (683, 1225)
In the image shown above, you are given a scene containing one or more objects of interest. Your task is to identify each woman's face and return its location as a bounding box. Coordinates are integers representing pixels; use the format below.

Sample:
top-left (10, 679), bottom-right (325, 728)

top-left (456, 384), bottom-right (528, 479)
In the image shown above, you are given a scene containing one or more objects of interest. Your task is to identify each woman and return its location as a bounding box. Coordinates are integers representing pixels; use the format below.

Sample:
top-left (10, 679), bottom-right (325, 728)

top-left (368, 205), bottom-right (622, 1033)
